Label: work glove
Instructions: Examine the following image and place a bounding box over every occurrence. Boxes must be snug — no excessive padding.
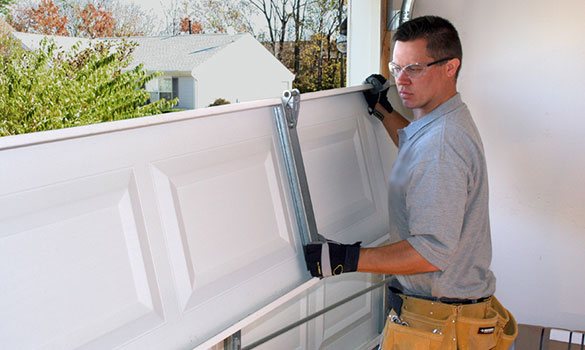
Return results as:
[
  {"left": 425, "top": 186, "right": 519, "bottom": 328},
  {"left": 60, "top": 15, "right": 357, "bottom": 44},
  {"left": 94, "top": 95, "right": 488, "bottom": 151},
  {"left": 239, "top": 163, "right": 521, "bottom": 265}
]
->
[
  {"left": 303, "top": 239, "right": 361, "bottom": 278},
  {"left": 362, "top": 74, "right": 393, "bottom": 121}
]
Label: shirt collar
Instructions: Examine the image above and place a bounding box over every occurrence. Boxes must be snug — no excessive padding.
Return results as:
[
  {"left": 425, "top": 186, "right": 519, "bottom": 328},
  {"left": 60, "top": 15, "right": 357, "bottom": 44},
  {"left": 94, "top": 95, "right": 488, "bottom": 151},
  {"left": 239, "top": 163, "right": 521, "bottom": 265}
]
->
[{"left": 401, "top": 93, "right": 463, "bottom": 142}]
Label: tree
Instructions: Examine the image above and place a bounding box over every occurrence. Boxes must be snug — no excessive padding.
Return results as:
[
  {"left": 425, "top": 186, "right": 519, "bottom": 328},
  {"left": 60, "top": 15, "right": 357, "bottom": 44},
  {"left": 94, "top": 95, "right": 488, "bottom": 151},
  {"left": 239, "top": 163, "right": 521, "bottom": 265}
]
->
[
  {"left": 301, "top": 0, "right": 340, "bottom": 88},
  {"left": 195, "top": 0, "right": 253, "bottom": 33},
  {"left": 10, "top": 0, "right": 70, "bottom": 36},
  {"left": 289, "top": 34, "right": 342, "bottom": 93},
  {"left": 291, "top": 0, "right": 308, "bottom": 73},
  {"left": 0, "top": 34, "right": 177, "bottom": 136},
  {"left": 169, "top": 0, "right": 255, "bottom": 35},
  {"left": 161, "top": 0, "right": 188, "bottom": 35},
  {"left": 0, "top": 0, "right": 15, "bottom": 16},
  {"left": 8, "top": 0, "right": 154, "bottom": 38},
  {"left": 179, "top": 17, "right": 203, "bottom": 34},
  {"left": 77, "top": 3, "right": 115, "bottom": 38},
  {"left": 100, "top": 0, "right": 156, "bottom": 37},
  {"left": 248, "top": 0, "right": 292, "bottom": 60},
  {"left": 262, "top": 0, "right": 345, "bottom": 92}
]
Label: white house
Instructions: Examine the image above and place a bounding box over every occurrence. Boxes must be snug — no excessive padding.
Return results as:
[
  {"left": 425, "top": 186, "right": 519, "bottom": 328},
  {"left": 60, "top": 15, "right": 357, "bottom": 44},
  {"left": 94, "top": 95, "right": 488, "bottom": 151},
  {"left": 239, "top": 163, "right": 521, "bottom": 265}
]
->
[
  {"left": 128, "top": 33, "right": 294, "bottom": 109},
  {"left": 10, "top": 31, "right": 295, "bottom": 110}
]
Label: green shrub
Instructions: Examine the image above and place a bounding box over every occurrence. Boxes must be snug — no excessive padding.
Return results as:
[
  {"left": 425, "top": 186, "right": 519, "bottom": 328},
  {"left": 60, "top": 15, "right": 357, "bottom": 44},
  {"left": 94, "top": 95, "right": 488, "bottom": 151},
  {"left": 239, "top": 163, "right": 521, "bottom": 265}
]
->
[{"left": 0, "top": 34, "right": 177, "bottom": 136}]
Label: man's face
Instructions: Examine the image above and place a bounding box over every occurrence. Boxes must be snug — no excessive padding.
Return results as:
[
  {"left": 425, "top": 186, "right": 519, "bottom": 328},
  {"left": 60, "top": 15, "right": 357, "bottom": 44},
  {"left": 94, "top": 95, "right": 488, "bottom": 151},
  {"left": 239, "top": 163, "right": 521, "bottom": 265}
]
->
[{"left": 392, "top": 38, "right": 455, "bottom": 118}]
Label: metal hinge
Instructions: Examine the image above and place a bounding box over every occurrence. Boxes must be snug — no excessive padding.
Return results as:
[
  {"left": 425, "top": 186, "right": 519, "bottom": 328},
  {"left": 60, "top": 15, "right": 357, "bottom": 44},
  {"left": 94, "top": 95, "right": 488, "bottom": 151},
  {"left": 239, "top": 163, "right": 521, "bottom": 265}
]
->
[{"left": 281, "top": 89, "right": 301, "bottom": 128}]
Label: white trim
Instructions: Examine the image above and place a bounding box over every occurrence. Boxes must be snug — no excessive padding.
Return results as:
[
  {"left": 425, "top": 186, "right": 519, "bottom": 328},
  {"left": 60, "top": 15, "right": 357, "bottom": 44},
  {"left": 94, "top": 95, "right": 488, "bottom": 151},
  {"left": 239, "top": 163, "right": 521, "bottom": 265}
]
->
[{"left": 0, "top": 97, "right": 277, "bottom": 150}]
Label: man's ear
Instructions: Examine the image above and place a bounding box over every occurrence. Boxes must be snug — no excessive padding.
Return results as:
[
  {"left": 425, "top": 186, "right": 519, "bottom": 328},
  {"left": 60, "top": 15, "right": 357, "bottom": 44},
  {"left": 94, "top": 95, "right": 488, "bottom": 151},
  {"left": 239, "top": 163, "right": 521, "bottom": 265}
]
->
[{"left": 446, "top": 58, "right": 460, "bottom": 78}]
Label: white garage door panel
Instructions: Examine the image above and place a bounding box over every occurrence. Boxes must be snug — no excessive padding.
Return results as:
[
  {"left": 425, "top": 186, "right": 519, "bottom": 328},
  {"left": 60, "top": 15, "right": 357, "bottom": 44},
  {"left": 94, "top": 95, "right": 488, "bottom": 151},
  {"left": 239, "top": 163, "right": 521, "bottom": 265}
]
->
[
  {"left": 299, "top": 118, "right": 375, "bottom": 237},
  {"left": 1, "top": 87, "right": 390, "bottom": 349},
  {"left": 0, "top": 170, "right": 163, "bottom": 349},
  {"left": 151, "top": 136, "right": 296, "bottom": 312},
  {"left": 0, "top": 101, "right": 309, "bottom": 349},
  {"left": 297, "top": 91, "right": 388, "bottom": 245}
]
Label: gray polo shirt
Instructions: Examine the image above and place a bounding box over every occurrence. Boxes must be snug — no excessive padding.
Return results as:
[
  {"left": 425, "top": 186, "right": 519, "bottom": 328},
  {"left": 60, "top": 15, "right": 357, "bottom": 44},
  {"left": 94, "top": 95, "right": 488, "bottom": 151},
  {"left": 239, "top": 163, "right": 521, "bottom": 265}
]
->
[{"left": 390, "top": 93, "right": 496, "bottom": 299}]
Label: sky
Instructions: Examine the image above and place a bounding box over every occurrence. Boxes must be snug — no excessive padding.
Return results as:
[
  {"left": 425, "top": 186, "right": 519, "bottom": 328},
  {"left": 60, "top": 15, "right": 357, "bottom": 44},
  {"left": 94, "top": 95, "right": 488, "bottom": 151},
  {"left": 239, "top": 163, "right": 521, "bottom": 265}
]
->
[
  {"left": 123, "top": 0, "right": 168, "bottom": 19},
  {"left": 119, "top": 0, "right": 267, "bottom": 35}
]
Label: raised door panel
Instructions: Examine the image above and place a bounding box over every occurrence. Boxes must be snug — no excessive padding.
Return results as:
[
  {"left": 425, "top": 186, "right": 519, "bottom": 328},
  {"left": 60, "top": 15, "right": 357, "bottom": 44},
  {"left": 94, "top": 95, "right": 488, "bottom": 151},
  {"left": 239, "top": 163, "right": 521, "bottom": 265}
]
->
[
  {"left": 151, "top": 136, "right": 294, "bottom": 311},
  {"left": 297, "top": 91, "right": 389, "bottom": 245},
  {"left": 0, "top": 103, "right": 309, "bottom": 349},
  {"left": 0, "top": 168, "right": 162, "bottom": 349},
  {"left": 145, "top": 107, "right": 308, "bottom": 348}
]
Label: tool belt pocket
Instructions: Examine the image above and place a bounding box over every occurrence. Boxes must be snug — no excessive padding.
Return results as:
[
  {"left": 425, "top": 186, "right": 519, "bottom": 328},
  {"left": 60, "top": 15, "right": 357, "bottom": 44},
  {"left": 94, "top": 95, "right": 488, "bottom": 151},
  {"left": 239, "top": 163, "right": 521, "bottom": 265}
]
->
[
  {"left": 380, "top": 310, "right": 448, "bottom": 350},
  {"left": 455, "top": 308, "right": 500, "bottom": 350},
  {"left": 456, "top": 297, "right": 519, "bottom": 350},
  {"left": 491, "top": 297, "right": 518, "bottom": 349}
]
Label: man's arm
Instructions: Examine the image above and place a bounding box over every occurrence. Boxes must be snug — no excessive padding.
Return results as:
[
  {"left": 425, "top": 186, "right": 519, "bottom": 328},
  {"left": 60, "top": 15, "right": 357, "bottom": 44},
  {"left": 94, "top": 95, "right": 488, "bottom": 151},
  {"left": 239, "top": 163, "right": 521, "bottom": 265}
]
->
[
  {"left": 357, "top": 240, "right": 440, "bottom": 275},
  {"left": 374, "top": 102, "right": 410, "bottom": 147},
  {"left": 304, "top": 238, "right": 440, "bottom": 278}
]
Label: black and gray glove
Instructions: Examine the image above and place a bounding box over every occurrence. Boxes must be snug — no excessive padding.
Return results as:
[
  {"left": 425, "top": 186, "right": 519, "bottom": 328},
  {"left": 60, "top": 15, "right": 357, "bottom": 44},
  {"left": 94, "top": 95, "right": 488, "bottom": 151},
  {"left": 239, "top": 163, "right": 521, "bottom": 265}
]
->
[
  {"left": 362, "top": 74, "right": 393, "bottom": 121},
  {"left": 303, "top": 239, "right": 361, "bottom": 278}
]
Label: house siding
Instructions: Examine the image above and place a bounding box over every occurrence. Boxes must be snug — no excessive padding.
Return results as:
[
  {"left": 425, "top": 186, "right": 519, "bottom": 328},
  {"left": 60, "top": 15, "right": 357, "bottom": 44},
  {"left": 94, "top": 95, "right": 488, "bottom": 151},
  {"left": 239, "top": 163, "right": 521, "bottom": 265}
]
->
[{"left": 193, "top": 34, "right": 294, "bottom": 108}]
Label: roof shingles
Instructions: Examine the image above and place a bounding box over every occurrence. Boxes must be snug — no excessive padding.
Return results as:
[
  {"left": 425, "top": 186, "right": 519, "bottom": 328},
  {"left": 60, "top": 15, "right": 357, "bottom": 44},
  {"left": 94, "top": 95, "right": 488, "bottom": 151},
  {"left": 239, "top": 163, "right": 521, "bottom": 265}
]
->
[
  {"left": 127, "top": 34, "right": 244, "bottom": 72},
  {"left": 11, "top": 32, "right": 245, "bottom": 73}
]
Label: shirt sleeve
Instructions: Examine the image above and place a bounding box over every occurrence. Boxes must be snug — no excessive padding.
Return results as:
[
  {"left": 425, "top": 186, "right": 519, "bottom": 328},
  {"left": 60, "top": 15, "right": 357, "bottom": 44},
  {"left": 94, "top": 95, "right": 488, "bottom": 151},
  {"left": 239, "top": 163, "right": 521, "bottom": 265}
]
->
[{"left": 405, "top": 158, "right": 468, "bottom": 271}]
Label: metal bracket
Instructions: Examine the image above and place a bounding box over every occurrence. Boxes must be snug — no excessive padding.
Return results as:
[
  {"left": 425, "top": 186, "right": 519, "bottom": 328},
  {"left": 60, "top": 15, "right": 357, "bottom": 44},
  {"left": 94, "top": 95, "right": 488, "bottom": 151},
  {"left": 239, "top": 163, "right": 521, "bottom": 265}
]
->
[
  {"left": 274, "top": 89, "right": 320, "bottom": 246},
  {"left": 281, "top": 89, "right": 301, "bottom": 128}
]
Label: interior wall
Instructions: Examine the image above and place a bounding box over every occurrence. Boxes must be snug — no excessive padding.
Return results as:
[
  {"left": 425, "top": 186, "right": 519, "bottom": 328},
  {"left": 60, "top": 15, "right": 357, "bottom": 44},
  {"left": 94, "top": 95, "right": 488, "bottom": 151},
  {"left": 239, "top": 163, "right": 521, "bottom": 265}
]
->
[{"left": 349, "top": 0, "right": 585, "bottom": 330}]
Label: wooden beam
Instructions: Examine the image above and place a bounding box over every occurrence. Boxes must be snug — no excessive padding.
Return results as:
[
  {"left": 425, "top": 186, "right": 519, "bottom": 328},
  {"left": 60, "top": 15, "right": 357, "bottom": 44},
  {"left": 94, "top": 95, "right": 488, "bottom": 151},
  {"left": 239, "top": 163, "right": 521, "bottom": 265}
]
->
[{"left": 380, "top": 0, "right": 392, "bottom": 78}]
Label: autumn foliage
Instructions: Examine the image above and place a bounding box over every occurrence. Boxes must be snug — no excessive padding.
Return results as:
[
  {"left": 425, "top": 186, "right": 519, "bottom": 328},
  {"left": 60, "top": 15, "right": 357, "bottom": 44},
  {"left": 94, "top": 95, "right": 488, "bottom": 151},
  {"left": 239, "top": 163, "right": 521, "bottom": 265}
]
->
[
  {"left": 11, "top": 0, "right": 69, "bottom": 36},
  {"left": 77, "top": 4, "right": 116, "bottom": 38},
  {"left": 7, "top": 0, "right": 142, "bottom": 38},
  {"left": 180, "top": 18, "right": 203, "bottom": 34}
]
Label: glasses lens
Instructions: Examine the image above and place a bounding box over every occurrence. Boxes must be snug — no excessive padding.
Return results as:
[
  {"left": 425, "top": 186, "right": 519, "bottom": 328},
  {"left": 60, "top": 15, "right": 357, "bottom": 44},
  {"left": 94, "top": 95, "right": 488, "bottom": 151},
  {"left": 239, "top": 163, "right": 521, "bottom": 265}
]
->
[
  {"left": 389, "top": 63, "right": 401, "bottom": 77},
  {"left": 389, "top": 62, "right": 426, "bottom": 78},
  {"left": 404, "top": 64, "right": 425, "bottom": 78}
]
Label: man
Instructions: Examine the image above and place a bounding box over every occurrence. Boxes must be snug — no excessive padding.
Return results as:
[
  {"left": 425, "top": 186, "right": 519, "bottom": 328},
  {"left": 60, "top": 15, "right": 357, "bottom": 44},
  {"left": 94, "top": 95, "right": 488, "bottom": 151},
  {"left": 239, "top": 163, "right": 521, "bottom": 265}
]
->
[{"left": 304, "top": 16, "right": 517, "bottom": 349}]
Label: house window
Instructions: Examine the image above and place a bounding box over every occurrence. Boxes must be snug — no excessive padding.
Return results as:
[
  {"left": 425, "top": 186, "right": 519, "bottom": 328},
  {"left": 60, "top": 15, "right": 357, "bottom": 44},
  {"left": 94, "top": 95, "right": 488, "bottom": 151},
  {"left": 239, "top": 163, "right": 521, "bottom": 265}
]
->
[{"left": 147, "top": 77, "right": 178, "bottom": 102}]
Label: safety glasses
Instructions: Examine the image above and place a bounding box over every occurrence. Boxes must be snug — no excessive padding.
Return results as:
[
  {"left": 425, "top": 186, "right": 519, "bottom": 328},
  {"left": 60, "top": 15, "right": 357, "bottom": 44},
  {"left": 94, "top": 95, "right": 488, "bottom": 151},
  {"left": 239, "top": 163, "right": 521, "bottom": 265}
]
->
[{"left": 389, "top": 57, "right": 454, "bottom": 79}]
